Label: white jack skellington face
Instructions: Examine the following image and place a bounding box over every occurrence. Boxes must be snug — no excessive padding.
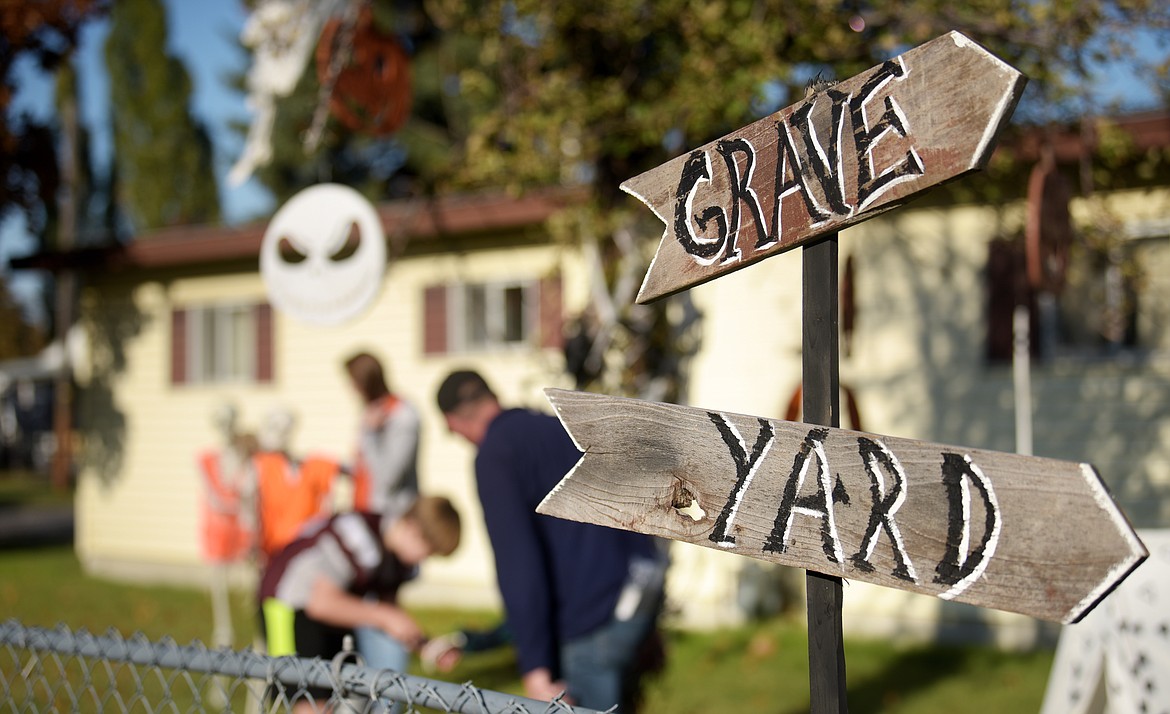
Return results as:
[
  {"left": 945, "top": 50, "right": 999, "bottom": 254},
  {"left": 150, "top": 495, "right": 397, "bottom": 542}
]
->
[{"left": 260, "top": 184, "right": 386, "bottom": 326}]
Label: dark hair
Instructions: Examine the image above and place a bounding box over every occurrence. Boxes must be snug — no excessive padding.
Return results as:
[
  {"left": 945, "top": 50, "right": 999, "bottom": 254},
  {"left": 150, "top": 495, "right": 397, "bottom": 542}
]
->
[
  {"left": 345, "top": 352, "right": 391, "bottom": 404},
  {"left": 436, "top": 370, "right": 496, "bottom": 414},
  {"left": 405, "top": 496, "right": 461, "bottom": 557}
]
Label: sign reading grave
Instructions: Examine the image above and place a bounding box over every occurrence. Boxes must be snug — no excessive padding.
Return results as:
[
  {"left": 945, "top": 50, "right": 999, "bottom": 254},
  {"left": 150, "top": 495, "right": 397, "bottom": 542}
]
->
[
  {"left": 536, "top": 389, "right": 1147, "bottom": 624},
  {"left": 625, "top": 31, "right": 1027, "bottom": 303}
]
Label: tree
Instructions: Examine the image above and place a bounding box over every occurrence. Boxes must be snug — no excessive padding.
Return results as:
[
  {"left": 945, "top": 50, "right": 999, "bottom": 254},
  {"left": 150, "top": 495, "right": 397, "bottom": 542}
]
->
[
  {"left": 104, "top": 0, "right": 219, "bottom": 232},
  {"left": 430, "top": 0, "right": 1169, "bottom": 198},
  {"left": 0, "top": 277, "right": 45, "bottom": 361},
  {"left": 0, "top": 1, "right": 108, "bottom": 248}
]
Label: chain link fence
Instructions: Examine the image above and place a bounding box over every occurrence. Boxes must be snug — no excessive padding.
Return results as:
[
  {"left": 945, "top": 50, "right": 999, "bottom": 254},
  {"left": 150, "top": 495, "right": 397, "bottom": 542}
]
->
[{"left": 0, "top": 619, "right": 603, "bottom": 714}]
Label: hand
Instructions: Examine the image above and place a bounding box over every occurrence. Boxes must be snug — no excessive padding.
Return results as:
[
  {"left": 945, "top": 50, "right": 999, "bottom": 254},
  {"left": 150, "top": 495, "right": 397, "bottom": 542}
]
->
[
  {"left": 420, "top": 632, "right": 465, "bottom": 673},
  {"left": 522, "top": 668, "right": 571, "bottom": 703},
  {"left": 376, "top": 605, "right": 425, "bottom": 651},
  {"left": 435, "top": 647, "right": 462, "bottom": 672}
]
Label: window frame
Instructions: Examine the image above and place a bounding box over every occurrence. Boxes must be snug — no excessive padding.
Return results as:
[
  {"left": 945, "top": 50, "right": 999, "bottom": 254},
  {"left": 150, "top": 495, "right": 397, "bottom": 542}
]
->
[
  {"left": 449, "top": 279, "right": 539, "bottom": 354},
  {"left": 171, "top": 301, "right": 272, "bottom": 386}
]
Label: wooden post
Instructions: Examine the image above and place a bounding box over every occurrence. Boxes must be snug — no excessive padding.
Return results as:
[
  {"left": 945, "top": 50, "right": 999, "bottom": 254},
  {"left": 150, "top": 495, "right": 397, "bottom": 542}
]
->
[{"left": 803, "top": 234, "right": 847, "bottom": 713}]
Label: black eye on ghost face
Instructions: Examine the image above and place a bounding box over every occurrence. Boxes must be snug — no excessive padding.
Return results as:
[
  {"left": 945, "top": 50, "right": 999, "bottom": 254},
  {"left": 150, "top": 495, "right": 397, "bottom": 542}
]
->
[
  {"left": 330, "top": 222, "right": 361, "bottom": 262},
  {"left": 278, "top": 236, "right": 307, "bottom": 264}
]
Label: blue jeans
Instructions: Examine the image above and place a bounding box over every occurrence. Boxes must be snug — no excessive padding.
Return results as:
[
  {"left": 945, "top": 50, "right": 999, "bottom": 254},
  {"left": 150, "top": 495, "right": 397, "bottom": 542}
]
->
[
  {"left": 355, "top": 626, "right": 409, "bottom": 713},
  {"left": 355, "top": 624, "right": 410, "bottom": 671},
  {"left": 560, "top": 607, "right": 660, "bottom": 712}
]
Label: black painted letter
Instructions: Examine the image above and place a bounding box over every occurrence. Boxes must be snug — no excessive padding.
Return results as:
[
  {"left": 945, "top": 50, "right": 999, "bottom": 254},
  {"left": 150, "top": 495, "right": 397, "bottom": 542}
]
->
[
  {"left": 850, "top": 437, "right": 917, "bottom": 582},
  {"left": 765, "top": 427, "right": 845, "bottom": 564},
  {"left": 934, "top": 452, "right": 1001, "bottom": 599},
  {"left": 714, "top": 138, "right": 771, "bottom": 255},
  {"left": 788, "top": 90, "right": 852, "bottom": 217},
  {"left": 774, "top": 119, "right": 831, "bottom": 232},
  {"left": 673, "top": 150, "right": 729, "bottom": 264},
  {"left": 850, "top": 59, "right": 924, "bottom": 211},
  {"left": 708, "top": 413, "right": 775, "bottom": 547}
]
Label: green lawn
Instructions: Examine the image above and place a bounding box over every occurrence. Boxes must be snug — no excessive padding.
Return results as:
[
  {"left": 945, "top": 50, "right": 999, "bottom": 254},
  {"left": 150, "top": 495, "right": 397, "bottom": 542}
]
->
[{"left": 0, "top": 544, "right": 1056, "bottom": 712}]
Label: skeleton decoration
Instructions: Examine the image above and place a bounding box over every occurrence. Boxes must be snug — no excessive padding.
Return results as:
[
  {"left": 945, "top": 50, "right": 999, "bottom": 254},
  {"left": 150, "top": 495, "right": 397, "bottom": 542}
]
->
[
  {"left": 229, "top": 0, "right": 347, "bottom": 186},
  {"left": 1041, "top": 529, "right": 1169, "bottom": 714},
  {"left": 260, "top": 184, "right": 386, "bottom": 326}
]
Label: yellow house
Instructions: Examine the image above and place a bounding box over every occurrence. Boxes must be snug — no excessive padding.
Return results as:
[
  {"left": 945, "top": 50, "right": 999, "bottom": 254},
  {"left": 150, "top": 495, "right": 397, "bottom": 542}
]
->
[
  {"left": 16, "top": 112, "right": 1170, "bottom": 645},
  {"left": 39, "top": 189, "right": 586, "bottom": 617}
]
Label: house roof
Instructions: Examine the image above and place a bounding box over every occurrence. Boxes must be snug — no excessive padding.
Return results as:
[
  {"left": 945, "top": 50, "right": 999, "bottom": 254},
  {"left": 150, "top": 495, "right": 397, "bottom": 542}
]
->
[
  {"left": 11, "top": 187, "right": 584, "bottom": 273},
  {"left": 1009, "top": 110, "right": 1170, "bottom": 163}
]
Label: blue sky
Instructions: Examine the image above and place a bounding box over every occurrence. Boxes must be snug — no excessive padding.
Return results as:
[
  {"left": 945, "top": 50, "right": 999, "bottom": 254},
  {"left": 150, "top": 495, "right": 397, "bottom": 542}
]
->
[
  {"left": 2, "top": 0, "right": 273, "bottom": 320},
  {"left": 9, "top": 0, "right": 274, "bottom": 224}
]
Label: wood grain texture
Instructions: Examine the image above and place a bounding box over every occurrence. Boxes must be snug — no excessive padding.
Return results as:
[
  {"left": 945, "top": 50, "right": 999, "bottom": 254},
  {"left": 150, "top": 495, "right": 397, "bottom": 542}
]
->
[
  {"left": 537, "top": 389, "right": 1147, "bottom": 623},
  {"left": 624, "top": 31, "right": 1027, "bottom": 303}
]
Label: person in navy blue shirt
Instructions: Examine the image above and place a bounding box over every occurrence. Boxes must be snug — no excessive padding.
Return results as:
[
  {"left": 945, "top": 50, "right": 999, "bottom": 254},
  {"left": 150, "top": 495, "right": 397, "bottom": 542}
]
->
[{"left": 437, "top": 369, "right": 666, "bottom": 712}]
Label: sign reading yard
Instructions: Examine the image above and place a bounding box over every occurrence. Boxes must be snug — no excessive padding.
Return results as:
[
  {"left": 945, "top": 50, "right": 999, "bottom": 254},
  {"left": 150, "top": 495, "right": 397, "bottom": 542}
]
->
[
  {"left": 625, "top": 31, "right": 1027, "bottom": 303},
  {"left": 536, "top": 389, "right": 1147, "bottom": 624}
]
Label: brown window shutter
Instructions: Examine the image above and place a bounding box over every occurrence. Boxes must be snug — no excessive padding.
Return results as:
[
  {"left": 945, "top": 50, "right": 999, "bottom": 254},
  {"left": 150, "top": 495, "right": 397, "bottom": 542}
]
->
[
  {"left": 539, "top": 275, "right": 563, "bottom": 349},
  {"left": 255, "top": 302, "right": 274, "bottom": 383},
  {"left": 423, "top": 285, "right": 448, "bottom": 355},
  {"left": 171, "top": 308, "right": 187, "bottom": 384},
  {"left": 986, "top": 238, "right": 1016, "bottom": 362},
  {"left": 985, "top": 237, "right": 1037, "bottom": 362}
]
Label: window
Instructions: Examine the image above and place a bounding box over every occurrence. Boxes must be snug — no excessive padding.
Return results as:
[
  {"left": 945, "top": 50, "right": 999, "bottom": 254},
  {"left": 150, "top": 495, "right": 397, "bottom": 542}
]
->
[
  {"left": 457, "top": 282, "right": 532, "bottom": 351},
  {"left": 985, "top": 227, "right": 1160, "bottom": 362},
  {"left": 172, "top": 303, "right": 273, "bottom": 385},
  {"left": 423, "top": 276, "right": 562, "bottom": 355}
]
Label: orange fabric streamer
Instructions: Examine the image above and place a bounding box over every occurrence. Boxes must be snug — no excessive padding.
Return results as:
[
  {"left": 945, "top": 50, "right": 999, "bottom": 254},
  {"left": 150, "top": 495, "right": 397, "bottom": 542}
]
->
[{"left": 197, "top": 450, "right": 252, "bottom": 563}]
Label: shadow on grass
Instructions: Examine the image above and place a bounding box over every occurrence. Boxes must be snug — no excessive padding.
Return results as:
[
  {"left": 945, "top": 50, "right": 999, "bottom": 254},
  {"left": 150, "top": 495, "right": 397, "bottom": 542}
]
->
[
  {"left": 774, "top": 643, "right": 976, "bottom": 714},
  {"left": 0, "top": 470, "right": 75, "bottom": 549},
  {"left": 0, "top": 504, "right": 74, "bottom": 549},
  {"left": 848, "top": 646, "right": 972, "bottom": 714}
]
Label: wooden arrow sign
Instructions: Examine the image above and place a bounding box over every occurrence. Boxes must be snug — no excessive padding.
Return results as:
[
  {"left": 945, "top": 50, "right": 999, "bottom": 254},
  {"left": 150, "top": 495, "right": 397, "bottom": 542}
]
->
[
  {"left": 625, "top": 31, "right": 1027, "bottom": 303},
  {"left": 536, "top": 389, "right": 1147, "bottom": 624}
]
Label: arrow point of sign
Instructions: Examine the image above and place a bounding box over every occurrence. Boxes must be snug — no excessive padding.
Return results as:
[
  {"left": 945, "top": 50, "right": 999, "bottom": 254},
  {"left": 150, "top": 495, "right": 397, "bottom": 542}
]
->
[
  {"left": 943, "top": 31, "right": 1029, "bottom": 172},
  {"left": 1062, "top": 462, "right": 1148, "bottom": 624}
]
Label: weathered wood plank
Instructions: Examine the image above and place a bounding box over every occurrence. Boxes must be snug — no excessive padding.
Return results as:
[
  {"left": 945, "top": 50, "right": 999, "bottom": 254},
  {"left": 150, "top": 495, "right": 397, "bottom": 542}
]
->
[
  {"left": 624, "top": 31, "right": 1027, "bottom": 303},
  {"left": 536, "top": 389, "right": 1147, "bottom": 623}
]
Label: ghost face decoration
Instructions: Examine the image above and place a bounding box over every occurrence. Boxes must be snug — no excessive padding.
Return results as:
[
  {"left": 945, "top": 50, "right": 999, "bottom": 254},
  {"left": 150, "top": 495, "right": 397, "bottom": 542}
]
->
[{"left": 260, "top": 184, "right": 386, "bottom": 326}]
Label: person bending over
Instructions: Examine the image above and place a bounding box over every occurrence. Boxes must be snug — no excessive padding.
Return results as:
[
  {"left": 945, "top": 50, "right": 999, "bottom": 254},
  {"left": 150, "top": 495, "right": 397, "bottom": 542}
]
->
[{"left": 259, "top": 497, "right": 460, "bottom": 711}]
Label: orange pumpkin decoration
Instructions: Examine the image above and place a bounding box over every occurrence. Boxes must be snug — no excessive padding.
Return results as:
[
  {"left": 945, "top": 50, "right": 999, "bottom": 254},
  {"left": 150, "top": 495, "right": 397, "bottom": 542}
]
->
[{"left": 316, "top": 6, "right": 412, "bottom": 136}]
